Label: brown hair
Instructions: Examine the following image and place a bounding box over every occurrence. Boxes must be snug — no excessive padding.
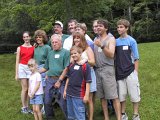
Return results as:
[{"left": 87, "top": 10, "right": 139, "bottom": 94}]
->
[
  {"left": 117, "top": 19, "right": 130, "bottom": 28},
  {"left": 72, "top": 32, "right": 88, "bottom": 51},
  {"left": 34, "top": 29, "right": 48, "bottom": 45},
  {"left": 97, "top": 19, "right": 109, "bottom": 33}
]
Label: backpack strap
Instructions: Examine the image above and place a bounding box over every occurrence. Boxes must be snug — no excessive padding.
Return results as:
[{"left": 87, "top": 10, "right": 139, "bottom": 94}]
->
[{"left": 82, "top": 63, "right": 86, "bottom": 80}]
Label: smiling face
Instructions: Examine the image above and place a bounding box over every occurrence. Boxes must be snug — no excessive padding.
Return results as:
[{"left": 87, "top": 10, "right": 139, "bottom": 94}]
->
[
  {"left": 70, "top": 49, "right": 81, "bottom": 62},
  {"left": 73, "top": 36, "right": 81, "bottom": 46},
  {"left": 51, "top": 34, "right": 62, "bottom": 51},
  {"left": 97, "top": 23, "right": 107, "bottom": 35},
  {"left": 53, "top": 24, "right": 63, "bottom": 34},
  {"left": 23, "top": 33, "right": 31, "bottom": 43},
  {"left": 68, "top": 22, "right": 76, "bottom": 34},
  {"left": 35, "top": 35, "right": 44, "bottom": 45},
  {"left": 93, "top": 21, "right": 98, "bottom": 34}
]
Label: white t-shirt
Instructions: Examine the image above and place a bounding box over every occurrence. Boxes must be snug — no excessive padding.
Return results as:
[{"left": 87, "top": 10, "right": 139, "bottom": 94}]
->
[
  {"left": 63, "top": 35, "right": 73, "bottom": 51},
  {"left": 29, "top": 72, "right": 44, "bottom": 95}
]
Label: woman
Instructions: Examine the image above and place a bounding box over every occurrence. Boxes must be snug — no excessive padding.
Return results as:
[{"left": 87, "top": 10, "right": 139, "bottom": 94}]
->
[{"left": 15, "top": 31, "right": 34, "bottom": 114}]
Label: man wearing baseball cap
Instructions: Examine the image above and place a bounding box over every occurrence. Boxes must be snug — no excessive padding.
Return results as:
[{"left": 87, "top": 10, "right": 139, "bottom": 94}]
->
[{"left": 48, "top": 21, "right": 69, "bottom": 48}]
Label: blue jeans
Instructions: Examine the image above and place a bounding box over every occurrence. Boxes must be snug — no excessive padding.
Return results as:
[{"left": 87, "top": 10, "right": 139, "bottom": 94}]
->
[
  {"left": 67, "top": 95, "right": 86, "bottom": 120},
  {"left": 44, "top": 77, "right": 67, "bottom": 119}
]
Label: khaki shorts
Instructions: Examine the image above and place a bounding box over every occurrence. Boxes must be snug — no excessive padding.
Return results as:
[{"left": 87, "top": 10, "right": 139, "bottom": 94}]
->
[
  {"left": 117, "top": 70, "right": 141, "bottom": 102},
  {"left": 18, "top": 63, "right": 31, "bottom": 79},
  {"left": 95, "top": 65, "right": 118, "bottom": 99}
]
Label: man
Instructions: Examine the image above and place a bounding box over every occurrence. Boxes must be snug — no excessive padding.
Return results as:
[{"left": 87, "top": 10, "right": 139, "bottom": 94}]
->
[
  {"left": 63, "top": 19, "right": 78, "bottom": 50},
  {"left": 48, "top": 21, "right": 69, "bottom": 47},
  {"left": 40, "top": 34, "right": 70, "bottom": 120},
  {"left": 94, "top": 19, "right": 121, "bottom": 120}
]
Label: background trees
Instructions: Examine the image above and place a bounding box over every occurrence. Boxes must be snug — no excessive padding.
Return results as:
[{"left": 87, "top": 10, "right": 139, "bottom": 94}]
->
[{"left": 0, "top": 0, "right": 159, "bottom": 53}]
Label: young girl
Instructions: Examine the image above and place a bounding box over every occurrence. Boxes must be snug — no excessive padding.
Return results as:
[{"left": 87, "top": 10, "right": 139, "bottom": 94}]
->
[
  {"left": 28, "top": 59, "right": 44, "bottom": 120},
  {"left": 15, "top": 31, "right": 34, "bottom": 113}
]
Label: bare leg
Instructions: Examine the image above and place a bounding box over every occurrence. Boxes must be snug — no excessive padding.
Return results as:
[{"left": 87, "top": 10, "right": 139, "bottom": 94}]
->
[
  {"left": 113, "top": 98, "right": 121, "bottom": 120},
  {"left": 35, "top": 105, "right": 43, "bottom": 120},
  {"left": 121, "top": 101, "right": 126, "bottom": 113},
  {"left": 101, "top": 98, "right": 109, "bottom": 120},
  {"left": 33, "top": 105, "right": 38, "bottom": 120},
  {"left": 89, "top": 93, "right": 95, "bottom": 120},
  {"left": 21, "top": 78, "right": 29, "bottom": 108},
  {"left": 133, "top": 102, "right": 139, "bottom": 114}
]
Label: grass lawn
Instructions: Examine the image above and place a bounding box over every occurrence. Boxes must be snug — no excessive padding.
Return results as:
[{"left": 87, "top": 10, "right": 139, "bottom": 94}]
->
[{"left": 0, "top": 42, "right": 160, "bottom": 120}]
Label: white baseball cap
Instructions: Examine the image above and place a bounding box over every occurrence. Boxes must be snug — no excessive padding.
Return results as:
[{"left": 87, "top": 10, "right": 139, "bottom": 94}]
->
[{"left": 54, "top": 21, "right": 63, "bottom": 28}]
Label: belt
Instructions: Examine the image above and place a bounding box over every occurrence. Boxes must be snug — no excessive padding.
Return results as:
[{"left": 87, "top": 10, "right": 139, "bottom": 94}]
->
[{"left": 50, "top": 76, "right": 59, "bottom": 80}]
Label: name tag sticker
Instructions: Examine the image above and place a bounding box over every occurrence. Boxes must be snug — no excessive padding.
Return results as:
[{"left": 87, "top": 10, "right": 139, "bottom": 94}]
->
[
  {"left": 98, "top": 47, "right": 102, "bottom": 52},
  {"left": 55, "top": 54, "right": 60, "bottom": 58},
  {"left": 74, "top": 65, "right": 80, "bottom": 70},
  {"left": 123, "top": 46, "right": 128, "bottom": 50}
]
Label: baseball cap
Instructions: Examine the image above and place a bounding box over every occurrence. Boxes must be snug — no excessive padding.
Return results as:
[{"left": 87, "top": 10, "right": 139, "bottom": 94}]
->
[{"left": 53, "top": 21, "right": 63, "bottom": 28}]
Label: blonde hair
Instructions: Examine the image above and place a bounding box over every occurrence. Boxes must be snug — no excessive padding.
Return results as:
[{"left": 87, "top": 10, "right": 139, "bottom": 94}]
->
[
  {"left": 76, "top": 23, "right": 87, "bottom": 33},
  {"left": 34, "top": 29, "right": 48, "bottom": 44},
  {"left": 70, "top": 45, "right": 83, "bottom": 54},
  {"left": 27, "top": 59, "right": 38, "bottom": 68}
]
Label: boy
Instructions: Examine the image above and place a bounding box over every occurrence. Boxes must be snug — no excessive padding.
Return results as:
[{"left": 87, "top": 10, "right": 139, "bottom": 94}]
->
[
  {"left": 63, "top": 46, "right": 91, "bottom": 120},
  {"left": 115, "top": 19, "right": 140, "bottom": 120}
]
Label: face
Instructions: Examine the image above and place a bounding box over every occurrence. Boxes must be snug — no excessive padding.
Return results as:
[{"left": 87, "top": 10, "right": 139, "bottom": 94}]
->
[
  {"left": 28, "top": 64, "right": 36, "bottom": 73},
  {"left": 68, "top": 22, "right": 76, "bottom": 34},
  {"left": 35, "top": 35, "right": 44, "bottom": 45},
  {"left": 75, "top": 27, "right": 85, "bottom": 35},
  {"left": 53, "top": 24, "right": 62, "bottom": 34},
  {"left": 93, "top": 22, "right": 98, "bottom": 34},
  {"left": 117, "top": 24, "right": 128, "bottom": 35},
  {"left": 70, "top": 49, "right": 81, "bottom": 62},
  {"left": 51, "top": 36, "right": 62, "bottom": 50},
  {"left": 73, "top": 36, "right": 81, "bottom": 46},
  {"left": 23, "top": 33, "right": 31, "bottom": 43},
  {"left": 97, "top": 23, "right": 107, "bottom": 35}
]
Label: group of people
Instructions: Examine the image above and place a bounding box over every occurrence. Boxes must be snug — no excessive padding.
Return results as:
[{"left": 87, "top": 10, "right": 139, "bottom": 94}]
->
[{"left": 15, "top": 18, "right": 141, "bottom": 120}]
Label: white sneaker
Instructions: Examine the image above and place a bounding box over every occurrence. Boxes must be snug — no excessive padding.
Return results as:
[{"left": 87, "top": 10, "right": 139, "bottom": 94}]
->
[
  {"left": 41, "top": 106, "right": 45, "bottom": 115},
  {"left": 122, "top": 113, "right": 128, "bottom": 120},
  {"left": 132, "top": 114, "right": 140, "bottom": 120}
]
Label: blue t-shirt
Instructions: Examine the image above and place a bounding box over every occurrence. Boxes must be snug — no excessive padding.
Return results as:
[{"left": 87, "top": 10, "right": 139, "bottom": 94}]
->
[
  {"left": 66, "top": 63, "right": 91, "bottom": 98},
  {"left": 115, "top": 35, "right": 139, "bottom": 80}
]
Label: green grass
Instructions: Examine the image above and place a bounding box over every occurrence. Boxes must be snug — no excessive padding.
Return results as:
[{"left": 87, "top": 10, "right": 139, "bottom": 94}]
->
[{"left": 0, "top": 42, "right": 160, "bottom": 120}]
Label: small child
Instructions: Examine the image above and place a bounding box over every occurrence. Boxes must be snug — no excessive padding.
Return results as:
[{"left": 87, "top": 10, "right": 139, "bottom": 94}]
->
[
  {"left": 63, "top": 46, "right": 92, "bottom": 120},
  {"left": 115, "top": 19, "right": 140, "bottom": 120},
  {"left": 28, "top": 59, "right": 44, "bottom": 120}
]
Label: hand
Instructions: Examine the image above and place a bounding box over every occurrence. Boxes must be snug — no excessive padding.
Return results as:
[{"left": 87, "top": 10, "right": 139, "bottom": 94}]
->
[
  {"left": 83, "top": 95, "right": 89, "bottom": 104},
  {"left": 63, "top": 90, "right": 67, "bottom": 99},
  {"left": 94, "top": 38, "right": 101, "bottom": 47},
  {"left": 54, "top": 81, "right": 61, "bottom": 88},
  {"left": 28, "top": 93, "right": 34, "bottom": 99},
  {"left": 77, "top": 59, "right": 87, "bottom": 65}
]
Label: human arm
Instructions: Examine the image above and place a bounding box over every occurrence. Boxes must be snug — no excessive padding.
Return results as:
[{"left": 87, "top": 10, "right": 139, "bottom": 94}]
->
[
  {"left": 38, "top": 67, "right": 47, "bottom": 74},
  {"left": 83, "top": 83, "right": 90, "bottom": 103},
  {"left": 54, "top": 67, "right": 68, "bottom": 88},
  {"left": 29, "top": 81, "right": 41, "bottom": 99},
  {"left": 63, "top": 78, "right": 69, "bottom": 99},
  {"left": 86, "top": 47, "right": 95, "bottom": 67},
  {"left": 102, "top": 37, "right": 116, "bottom": 58},
  {"left": 15, "top": 47, "right": 20, "bottom": 80},
  {"left": 134, "top": 60, "right": 139, "bottom": 75}
]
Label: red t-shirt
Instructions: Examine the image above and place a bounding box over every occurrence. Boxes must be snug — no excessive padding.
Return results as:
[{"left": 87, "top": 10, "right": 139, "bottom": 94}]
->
[{"left": 20, "top": 46, "right": 34, "bottom": 65}]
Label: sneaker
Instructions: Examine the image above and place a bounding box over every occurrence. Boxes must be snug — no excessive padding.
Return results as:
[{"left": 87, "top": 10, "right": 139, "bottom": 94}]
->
[
  {"left": 132, "top": 114, "right": 140, "bottom": 120},
  {"left": 122, "top": 113, "right": 128, "bottom": 120},
  {"left": 41, "top": 106, "right": 45, "bottom": 115},
  {"left": 26, "top": 107, "right": 33, "bottom": 114},
  {"left": 21, "top": 107, "right": 28, "bottom": 114}
]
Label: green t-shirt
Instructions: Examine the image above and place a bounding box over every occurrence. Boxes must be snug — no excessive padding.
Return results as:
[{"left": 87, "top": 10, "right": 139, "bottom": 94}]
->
[
  {"left": 48, "top": 34, "right": 69, "bottom": 48},
  {"left": 44, "top": 48, "right": 70, "bottom": 76},
  {"left": 34, "top": 44, "right": 51, "bottom": 65}
]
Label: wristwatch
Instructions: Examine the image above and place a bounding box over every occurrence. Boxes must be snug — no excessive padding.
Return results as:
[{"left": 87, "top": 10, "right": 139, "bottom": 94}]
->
[{"left": 101, "top": 45, "right": 105, "bottom": 49}]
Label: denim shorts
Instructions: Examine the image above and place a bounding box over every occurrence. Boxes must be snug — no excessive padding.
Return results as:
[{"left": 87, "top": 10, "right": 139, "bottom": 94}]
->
[
  {"left": 30, "top": 94, "right": 43, "bottom": 105},
  {"left": 90, "top": 67, "right": 97, "bottom": 92},
  {"left": 67, "top": 95, "right": 86, "bottom": 120},
  {"left": 38, "top": 64, "right": 46, "bottom": 87},
  {"left": 18, "top": 64, "right": 31, "bottom": 79}
]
